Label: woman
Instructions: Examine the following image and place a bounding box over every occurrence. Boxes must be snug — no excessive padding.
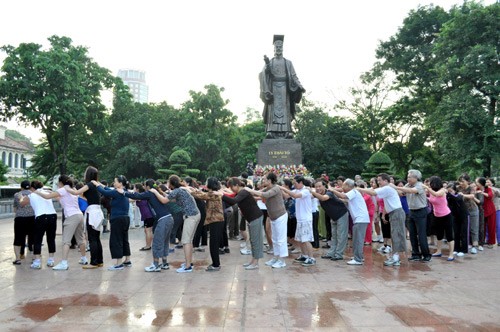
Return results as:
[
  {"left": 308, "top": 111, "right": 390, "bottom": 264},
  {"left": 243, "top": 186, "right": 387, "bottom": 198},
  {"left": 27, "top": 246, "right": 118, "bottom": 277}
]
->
[
  {"left": 151, "top": 175, "right": 200, "bottom": 273},
  {"left": 476, "top": 177, "right": 496, "bottom": 247},
  {"left": 447, "top": 182, "right": 468, "bottom": 256},
  {"left": 370, "top": 177, "right": 383, "bottom": 243},
  {"left": 32, "top": 175, "right": 87, "bottom": 270},
  {"left": 93, "top": 176, "right": 131, "bottom": 270},
  {"left": 20, "top": 181, "right": 58, "bottom": 269},
  {"left": 486, "top": 179, "right": 500, "bottom": 246},
  {"left": 125, "top": 179, "right": 174, "bottom": 272},
  {"left": 221, "top": 177, "right": 264, "bottom": 270},
  {"left": 358, "top": 181, "right": 375, "bottom": 245},
  {"left": 12, "top": 180, "right": 35, "bottom": 265},
  {"left": 424, "top": 176, "right": 455, "bottom": 261},
  {"left": 65, "top": 166, "right": 104, "bottom": 269},
  {"left": 134, "top": 183, "right": 154, "bottom": 251},
  {"left": 457, "top": 174, "right": 480, "bottom": 254},
  {"left": 188, "top": 177, "right": 225, "bottom": 272}
]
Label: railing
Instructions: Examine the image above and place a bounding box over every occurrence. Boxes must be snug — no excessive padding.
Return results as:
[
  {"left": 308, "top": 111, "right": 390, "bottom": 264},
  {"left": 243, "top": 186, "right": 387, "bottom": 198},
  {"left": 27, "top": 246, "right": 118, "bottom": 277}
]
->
[{"left": 0, "top": 200, "right": 62, "bottom": 219}]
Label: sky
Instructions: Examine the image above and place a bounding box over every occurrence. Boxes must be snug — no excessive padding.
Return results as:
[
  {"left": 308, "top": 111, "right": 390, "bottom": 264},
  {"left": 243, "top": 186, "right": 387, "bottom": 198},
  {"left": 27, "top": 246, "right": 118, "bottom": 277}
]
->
[{"left": 1, "top": 0, "right": 494, "bottom": 143}]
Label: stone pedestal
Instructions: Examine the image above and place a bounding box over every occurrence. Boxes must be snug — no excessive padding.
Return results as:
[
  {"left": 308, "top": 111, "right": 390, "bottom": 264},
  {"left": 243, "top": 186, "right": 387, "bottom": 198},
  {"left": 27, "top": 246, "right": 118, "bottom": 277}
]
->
[{"left": 257, "top": 139, "right": 303, "bottom": 166}]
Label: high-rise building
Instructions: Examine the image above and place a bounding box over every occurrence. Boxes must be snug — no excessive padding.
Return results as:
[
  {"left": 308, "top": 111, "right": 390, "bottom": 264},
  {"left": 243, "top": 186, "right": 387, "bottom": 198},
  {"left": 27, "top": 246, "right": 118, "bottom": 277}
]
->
[{"left": 117, "top": 69, "right": 149, "bottom": 103}]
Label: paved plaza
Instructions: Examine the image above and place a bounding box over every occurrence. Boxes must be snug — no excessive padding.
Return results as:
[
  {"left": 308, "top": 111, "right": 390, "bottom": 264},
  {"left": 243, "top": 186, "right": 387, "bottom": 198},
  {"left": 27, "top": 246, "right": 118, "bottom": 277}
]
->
[{"left": 0, "top": 216, "right": 499, "bottom": 331}]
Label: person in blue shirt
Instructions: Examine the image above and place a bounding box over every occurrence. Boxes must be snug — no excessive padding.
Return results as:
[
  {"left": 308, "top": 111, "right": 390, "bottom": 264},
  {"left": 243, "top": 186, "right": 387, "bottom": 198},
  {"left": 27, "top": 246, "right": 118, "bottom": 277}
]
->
[{"left": 92, "top": 176, "right": 131, "bottom": 271}]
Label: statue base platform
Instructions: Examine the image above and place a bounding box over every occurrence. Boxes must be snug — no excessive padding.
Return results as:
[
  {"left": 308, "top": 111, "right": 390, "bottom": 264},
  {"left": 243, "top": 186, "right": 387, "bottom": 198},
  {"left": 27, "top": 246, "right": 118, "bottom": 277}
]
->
[{"left": 257, "top": 139, "right": 303, "bottom": 166}]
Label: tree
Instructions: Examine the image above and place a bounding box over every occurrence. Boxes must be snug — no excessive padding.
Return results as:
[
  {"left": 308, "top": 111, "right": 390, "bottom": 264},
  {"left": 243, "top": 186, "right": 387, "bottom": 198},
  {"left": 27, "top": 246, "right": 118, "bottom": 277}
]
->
[
  {"left": 295, "top": 100, "right": 370, "bottom": 178},
  {"left": 362, "top": 151, "right": 393, "bottom": 179},
  {"left": 157, "top": 149, "right": 200, "bottom": 179},
  {"left": 0, "top": 35, "right": 117, "bottom": 175}
]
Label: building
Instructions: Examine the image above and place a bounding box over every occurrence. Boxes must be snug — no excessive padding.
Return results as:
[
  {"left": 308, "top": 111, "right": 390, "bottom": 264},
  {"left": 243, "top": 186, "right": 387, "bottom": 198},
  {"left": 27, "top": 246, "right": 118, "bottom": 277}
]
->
[
  {"left": 0, "top": 126, "right": 33, "bottom": 178},
  {"left": 117, "top": 69, "right": 149, "bottom": 103}
]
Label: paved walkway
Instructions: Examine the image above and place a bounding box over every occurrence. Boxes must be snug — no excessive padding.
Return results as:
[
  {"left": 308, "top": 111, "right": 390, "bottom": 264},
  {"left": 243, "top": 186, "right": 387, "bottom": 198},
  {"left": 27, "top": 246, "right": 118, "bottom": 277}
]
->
[{"left": 0, "top": 216, "right": 499, "bottom": 331}]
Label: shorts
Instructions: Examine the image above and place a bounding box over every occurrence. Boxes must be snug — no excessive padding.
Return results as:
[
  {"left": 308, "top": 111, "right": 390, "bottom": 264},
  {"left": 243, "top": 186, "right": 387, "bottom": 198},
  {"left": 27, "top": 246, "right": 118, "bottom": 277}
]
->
[
  {"left": 295, "top": 220, "right": 313, "bottom": 243},
  {"left": 62, "top": 213, "right": 84, "bottom": 246},
  {"left": 144, "top": 217, "right": 155, "bottom": 228},
  {"left": 181, "top": 213, "right": 201, "bottom": 244}
]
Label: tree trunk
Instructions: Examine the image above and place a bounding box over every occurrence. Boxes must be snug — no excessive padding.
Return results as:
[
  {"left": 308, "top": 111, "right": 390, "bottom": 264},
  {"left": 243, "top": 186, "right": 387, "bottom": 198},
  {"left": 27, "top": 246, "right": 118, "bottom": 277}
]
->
[{"left": 59, "top": 123, "right": 69, "bottom": 175}]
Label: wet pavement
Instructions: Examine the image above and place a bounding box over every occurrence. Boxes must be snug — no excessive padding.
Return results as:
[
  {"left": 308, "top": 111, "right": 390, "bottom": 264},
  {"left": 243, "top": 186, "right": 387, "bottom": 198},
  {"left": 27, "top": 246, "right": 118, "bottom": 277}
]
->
[{"left": 1, "top": 217, "right": 499, "bottom": 331}]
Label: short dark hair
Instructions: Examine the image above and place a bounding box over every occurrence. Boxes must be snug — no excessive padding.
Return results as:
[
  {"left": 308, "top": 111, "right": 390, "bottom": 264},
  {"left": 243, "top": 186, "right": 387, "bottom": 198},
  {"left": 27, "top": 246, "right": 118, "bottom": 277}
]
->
[
  {"left": 168, "top": 175, "right": 182, "bottom": 189},
  {"left": 377, "top": 173, "right": 391, "bottom": 182},
  {"left": 303, "top": 178, "right": 311, "bottom": 187},
  {"left": 429, "top": 176, "right": 443, "bottom": 192},
  {"left": 135, "top": 183, "right": 145, "bottom": 193},
  {"left": 206, "top": 177, "right": 221, "bottom": 191},
  {"left": 241, "top": 172, "right": 248, "bottom": 179},
  {"left": 266, "top": 172, "right": 277, "bottom": 184},
  {"left": 31, "top": 180, "right": 43, "bottom": 190},
  {"left": 58, "top": 175, "right": 74, "bottom": 187},
  {"left": 294, "top": 175, "right": 305, "bottom": 184},
  {"left": 283, "top": 179, "right": 293, "bottom": 189},
  {"left": 476, "top": 177, "right": 487, "bottom": 188},
  {"left": 227, "top": 177, "right": 242, "bottom": 187}
]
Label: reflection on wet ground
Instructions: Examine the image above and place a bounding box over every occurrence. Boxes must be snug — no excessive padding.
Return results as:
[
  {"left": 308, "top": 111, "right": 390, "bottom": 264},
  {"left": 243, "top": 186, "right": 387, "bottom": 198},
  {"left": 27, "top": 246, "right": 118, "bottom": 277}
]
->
[{"left": 1, "top": 217, "right": 499, "bottom": 330}]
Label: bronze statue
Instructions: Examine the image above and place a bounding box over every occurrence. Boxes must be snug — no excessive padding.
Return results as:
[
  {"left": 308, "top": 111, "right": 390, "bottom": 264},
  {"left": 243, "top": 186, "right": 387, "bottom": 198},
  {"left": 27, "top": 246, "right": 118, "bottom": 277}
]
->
[{"left": 259, "top": 35, "right": 305, "bottom": 139}]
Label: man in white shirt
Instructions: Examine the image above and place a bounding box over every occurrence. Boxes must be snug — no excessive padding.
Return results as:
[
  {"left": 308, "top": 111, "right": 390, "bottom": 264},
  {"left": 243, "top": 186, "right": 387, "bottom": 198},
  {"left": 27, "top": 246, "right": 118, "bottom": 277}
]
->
[
  {"left": 330, "top": 179, "right": 370, "bottom": 265},
  {"left": 358, "top": 173, "right": 407, "bottom": 266},
  {"left": 280, "top": 176, "right": 315, "bottom": 266}
]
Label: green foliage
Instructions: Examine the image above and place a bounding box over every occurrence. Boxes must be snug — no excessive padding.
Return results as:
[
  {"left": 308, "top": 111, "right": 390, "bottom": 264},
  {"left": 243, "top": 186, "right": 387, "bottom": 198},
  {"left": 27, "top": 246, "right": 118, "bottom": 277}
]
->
[
  {"left": 169, "top": 150, "right": 191, "bottom": 164},
  {"left": 0, "top": 162, "right": 8, "bottom": 182},
  {"left": 362, "top": 151, "right": 392, "bottom": 179},
  {"left": 295, "top": 100, "right": 370, "bottom": 178},
  {"left": 0, "top": 35, "right": 117, "bottom": 176},
  {"left": 5, "top": 129, "right": 31, "bottom": 143},
  {"left": 158, "top": 149, "right": 200, "bottom": 179}
]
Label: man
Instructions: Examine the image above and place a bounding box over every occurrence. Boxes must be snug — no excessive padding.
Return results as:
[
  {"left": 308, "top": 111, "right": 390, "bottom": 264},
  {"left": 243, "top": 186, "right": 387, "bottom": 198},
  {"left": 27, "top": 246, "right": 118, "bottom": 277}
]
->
[
  {"left": 245, "top": 172, "right": 288, "bottom": 268},
  {"left": 329, "top": 179, "right": 370, "bottom": 265},
  {"left": 309, "top": 179, "right": 349, "bottom": 261},
  {"left": 358, "top": 173, "right": 407, "bottom": 266},
  {"left": 389, "top": 170, "right": 431, "bottom": 262},
  {"left": 280, "top": 175, "right": 315, "bottom": 266},
  {"left": 259, "top": 35, "right": 305, "bottom": 139}
]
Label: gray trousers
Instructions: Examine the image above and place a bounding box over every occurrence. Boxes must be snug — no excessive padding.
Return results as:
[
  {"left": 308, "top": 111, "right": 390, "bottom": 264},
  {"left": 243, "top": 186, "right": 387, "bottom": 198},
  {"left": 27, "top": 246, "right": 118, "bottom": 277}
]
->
[
  {"left": 152, "top": 214, "right": 174, "bottom": 259},
  {"left": 469, "top": 208, "right": 479, "bottom": 244},
  {"left": 389, "top": 208, "right": 407, "bottom": 253},
  {"left": 353, "top": 223, "right": 368, "bottom": 262},
  {"left": 327, "top": 212, "right": 349, "bottom": 259},
  {"left": 248, "top": 216, "right": 264, "bottom": 259}
]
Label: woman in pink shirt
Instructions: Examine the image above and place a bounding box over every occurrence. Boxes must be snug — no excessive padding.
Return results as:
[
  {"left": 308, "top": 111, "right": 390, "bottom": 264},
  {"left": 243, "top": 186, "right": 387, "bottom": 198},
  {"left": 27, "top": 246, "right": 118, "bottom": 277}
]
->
[
  {"left": 424, "top": 176, "right": 455, "bottom": 261},
  {"left": 358, "top": 182, "right": 375, "bottom": 244}
]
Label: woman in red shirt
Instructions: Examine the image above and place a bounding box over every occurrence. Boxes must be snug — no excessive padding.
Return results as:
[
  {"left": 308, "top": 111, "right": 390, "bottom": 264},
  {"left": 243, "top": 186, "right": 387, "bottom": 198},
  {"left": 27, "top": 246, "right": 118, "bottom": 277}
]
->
[{"left": 476, "top": 177, "right": 496, "bottom": 247}]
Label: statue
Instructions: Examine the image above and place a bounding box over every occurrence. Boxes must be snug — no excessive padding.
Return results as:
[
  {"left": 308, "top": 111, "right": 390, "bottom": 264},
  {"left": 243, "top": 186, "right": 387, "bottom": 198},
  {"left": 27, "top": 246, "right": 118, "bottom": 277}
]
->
[{"left": 259, "top": 35, "right": 305, "bottom": 139}]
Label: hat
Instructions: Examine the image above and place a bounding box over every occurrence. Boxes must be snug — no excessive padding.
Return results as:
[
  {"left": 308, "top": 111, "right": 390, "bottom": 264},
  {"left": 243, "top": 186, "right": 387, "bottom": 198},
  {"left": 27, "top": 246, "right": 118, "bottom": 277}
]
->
[{"left": 273, "top": 35, "right": 284, "bottom": 44}]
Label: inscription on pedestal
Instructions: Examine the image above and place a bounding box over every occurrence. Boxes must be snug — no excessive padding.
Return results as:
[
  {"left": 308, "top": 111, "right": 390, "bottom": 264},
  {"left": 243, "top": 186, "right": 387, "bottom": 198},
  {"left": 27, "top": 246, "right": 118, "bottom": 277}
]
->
[{"left": 257, "top": 139, "right": 303, "bottom": 166}]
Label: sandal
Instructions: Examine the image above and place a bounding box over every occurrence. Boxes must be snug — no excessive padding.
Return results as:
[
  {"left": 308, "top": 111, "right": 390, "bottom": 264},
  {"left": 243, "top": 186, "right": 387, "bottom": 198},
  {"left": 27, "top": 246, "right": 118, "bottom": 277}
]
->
[
  {"left": 139, "top": 247, "right": 151, "bottom": 251},
  {"left": 12, "top": 260, "right": 21, "bottom": 265}
]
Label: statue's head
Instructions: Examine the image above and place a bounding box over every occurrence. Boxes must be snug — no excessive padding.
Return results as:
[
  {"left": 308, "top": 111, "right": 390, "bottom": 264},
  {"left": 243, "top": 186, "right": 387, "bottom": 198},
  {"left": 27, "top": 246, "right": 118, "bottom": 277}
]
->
[{"left": 273, "top": 35, "right": 284, "bottom": 57}]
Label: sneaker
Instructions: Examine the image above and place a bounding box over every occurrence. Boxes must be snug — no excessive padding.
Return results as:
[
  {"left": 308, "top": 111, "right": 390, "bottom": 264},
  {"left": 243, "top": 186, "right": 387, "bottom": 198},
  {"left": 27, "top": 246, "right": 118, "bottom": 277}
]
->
[
  {"left": 384, "top": 259, "right": 400, "bottom": 266},
  {"left": 321, "top": 244, "right": 331, "bottom": 249},
  {"left": 408, "top": 255, "right": 422, "bottom": 261},
  {"left": 176, "top": 266, "right": 193, "bottom": 273},
  {"left": 224, "top": 247, "right": 230, "bottom": 254},
  {"left": 144, "top": 263, "right": 161, "bottom": 272},
  {"left": 79, "top": 257, "right": 89, "bottom": 265},
  {"left": 219, "top": 249, "right": 226, "bottom": 255},
  {"left": 161, "top": 263, "right": 170, "bottom": 270},
  {"left": 453, "top": 251, "right": 458, "bottom": 255},
  {"left": 265, "top": 258, "right": 278, "bottom": 266},
  {"left": 471, "top": 247, "right": 478, "bottom": 254},
  {"left": 421, "top": 256, "right": 432, "bottom": 262},
  {"left": 331, "top": 257, "right": 344, "bottom": 261},
  {"left": 82, "top": 264, "right": 100, "bottom": 269},
  {"left": 46, "top": 259, "right": 55, "bottom": 267},
  {"left": 272, "top": 260, "right": 287, "bottom": 269},
  {"left": 240, "top": 248, "right": 252, "bottom": 255},
  {"left": 169, "top": 248, "right": 175, "bottom": 253},
  {"left": 457, "top": 252, "right": 465, "bottom": 257},
  {"left": 194, "top": 247, "right": 205, "bottom": 252},
  {"left": 30, "top": 261, "right": 41, "bottom": 269},
  {"left": 291, "top": 248, "right": 301, "bottom": 254},
  {"left": 180, "top": 262, "right": 193, "bottom": 269},
  {"left": 383, "top": 246, "right": 392, "bottom": 254},
  {"left": 377, "top": 245, "right": 386, "bottom": 252},
  {"left": 244, "top": 264, "right": 259, "bottom": 270},
  {"left": 108, "top": 264, "right": 124, "bottom": 271},
  {"left": 379, "top": 236, "right": 384, "bottom": 243},
  {"left": 266, "top": 247, "right": 274, "bottom": 254},
  {"left": 52, "top": 262, "right": 69, "bottom": 270},
  {"left": 123, "top": 261, "right": 132, "bottom": 267},
  {"left": 240, "top": 242, "right": 247, "bottom": 248},
  {"left": 321, "top": 255, "right": 333, "bottom": 259},
  {"left": 293, "top": 255, "right": 307, "bottom": 264},
  {"left": 175, "top": 244, "right": 183, "bottom": 249},
  {"left": 478, "top": 246, "right": 484, "bottom": 251},
  {"left": 301, "top": 258, "right": 316, "bottom": 266},
  {"left": 206, "top": 265, "right": 221, "bottom": 272},
  {"left": 346, "top": 259, "right": 363, "bottom": 265}
]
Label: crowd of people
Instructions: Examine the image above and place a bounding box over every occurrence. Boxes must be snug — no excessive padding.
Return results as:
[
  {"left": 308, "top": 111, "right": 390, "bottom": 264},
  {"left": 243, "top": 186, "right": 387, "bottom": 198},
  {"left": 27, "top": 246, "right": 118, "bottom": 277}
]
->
[{"left": 11, "top": 166, "right": 500, "bottom": 273}]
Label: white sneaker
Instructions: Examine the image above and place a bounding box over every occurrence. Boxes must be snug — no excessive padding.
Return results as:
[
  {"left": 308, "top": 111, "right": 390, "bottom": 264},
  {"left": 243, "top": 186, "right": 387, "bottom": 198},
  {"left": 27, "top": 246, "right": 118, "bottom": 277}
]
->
[
  {"left": 471, "top": 247, "right": 478, "bottom": 254},
  {"left": 266, "top": 247, "right": 274, "bottom": 254},
  {"left": 478, "top": 246, "right": 484, "bottom": 251},
  {"left": 240, "top": 248, "right": 252, "bottom": 255},
  {"left": 79, "top": 257, "right": 89, "bottom": 265},
  {"left": 457, "top": 252, "right": 465, "bottom": 257},
  {"left": 53, "top": 262, "right": 68, "bottom": 270},
  {"left": 377, "top": 245, "right": 386, "bottom": 252},
  {"left": 30, "top": 261, "right": 41, "bottom": 269},
  {"left": 240, "top": 242, "right": 247, "bottom": 248},
  {"left": 144, "top": 263, "right": 161, "bottom": 272},
  {"left": 271, "top": 260, "right": 286, "bottom": 269},
  {"left": 453, "top": 251, "right": 458, "bottom": 255},
  {"left": 347, "top": 259, "right": 363, "bottom": 265},
  {"left": 383, "top": 246, "right": 392, "bottom": 254},
  {"left": 46, "top": 259, "right": 55, "bottom": 267},
  {"left": 265, "top": 258, "right": 278, "bottom": 266}
]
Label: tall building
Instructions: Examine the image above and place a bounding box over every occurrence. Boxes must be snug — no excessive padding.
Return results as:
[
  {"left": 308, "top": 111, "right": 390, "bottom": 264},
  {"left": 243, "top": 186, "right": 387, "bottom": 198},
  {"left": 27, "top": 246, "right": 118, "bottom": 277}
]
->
[
  {"left": 117, "top": 69, "right": 149, "bottom": 103},
  {"left": 0, "top": 126, "right": 33, "bottom": 178}
]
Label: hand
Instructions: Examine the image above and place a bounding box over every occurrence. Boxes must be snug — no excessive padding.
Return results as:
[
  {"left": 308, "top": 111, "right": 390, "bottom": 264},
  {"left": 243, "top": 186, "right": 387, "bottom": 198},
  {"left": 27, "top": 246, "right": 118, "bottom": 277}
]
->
[
  {"left": 265, "top": 92, "right": 273, "bottom": 102},
  {"left": 300, "top": 87, "right": 306, "bottom": 93}
]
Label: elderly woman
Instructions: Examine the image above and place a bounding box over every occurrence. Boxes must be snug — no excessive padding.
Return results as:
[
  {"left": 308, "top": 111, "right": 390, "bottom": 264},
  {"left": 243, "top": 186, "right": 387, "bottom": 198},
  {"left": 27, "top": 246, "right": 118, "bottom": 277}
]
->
[{"left": 12, "top": 180, "right": 35, "bottom": 265}]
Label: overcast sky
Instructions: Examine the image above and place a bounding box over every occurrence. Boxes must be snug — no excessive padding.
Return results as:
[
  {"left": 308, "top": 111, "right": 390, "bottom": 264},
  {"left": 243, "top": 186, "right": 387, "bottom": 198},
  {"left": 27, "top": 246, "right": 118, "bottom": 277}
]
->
[{"left": 1, "top": 0, "right": 494, "bottom": 142}]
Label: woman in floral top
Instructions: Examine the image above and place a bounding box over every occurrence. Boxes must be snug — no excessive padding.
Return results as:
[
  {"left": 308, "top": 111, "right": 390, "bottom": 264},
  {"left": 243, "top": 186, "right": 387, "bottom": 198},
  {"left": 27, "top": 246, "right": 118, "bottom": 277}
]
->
[{"left": 13, "top": 180, "right": 35, "bottom": 265}]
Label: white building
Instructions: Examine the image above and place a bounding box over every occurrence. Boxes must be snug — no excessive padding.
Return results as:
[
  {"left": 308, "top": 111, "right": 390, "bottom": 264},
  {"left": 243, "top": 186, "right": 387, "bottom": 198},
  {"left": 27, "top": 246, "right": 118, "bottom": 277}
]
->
[
  {"left": 117, "top": 69, "right": 149, "bottom": 103},
  {"left": 0, "top": 126, "right": 33, "bottom": 178}
]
